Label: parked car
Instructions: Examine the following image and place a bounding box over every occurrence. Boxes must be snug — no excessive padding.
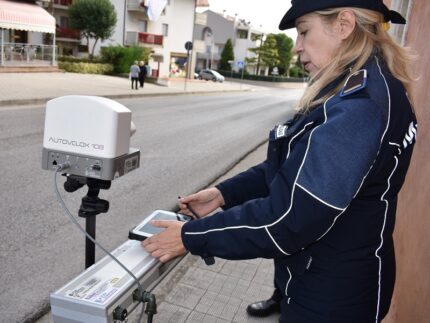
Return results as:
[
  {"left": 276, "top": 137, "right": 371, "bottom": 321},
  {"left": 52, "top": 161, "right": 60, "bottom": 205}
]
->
[{"left": 198, "top": 69, "right": 225, "bottom": 82}]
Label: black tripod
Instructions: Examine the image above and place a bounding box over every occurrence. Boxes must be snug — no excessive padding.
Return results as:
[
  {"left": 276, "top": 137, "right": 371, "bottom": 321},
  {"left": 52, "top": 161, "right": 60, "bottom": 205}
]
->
[{"left": 64, "top": 175, "right": 111, "bottom": 268}]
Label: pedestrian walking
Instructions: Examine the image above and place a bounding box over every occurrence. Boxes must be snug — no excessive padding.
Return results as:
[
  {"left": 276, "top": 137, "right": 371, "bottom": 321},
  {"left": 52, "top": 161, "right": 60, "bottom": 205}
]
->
[
  {"left": 130, "top": 61, "right": 140, "bottom": 90},
  {"left": 139, "top": 61, "right": 147, "bottom": 88}
]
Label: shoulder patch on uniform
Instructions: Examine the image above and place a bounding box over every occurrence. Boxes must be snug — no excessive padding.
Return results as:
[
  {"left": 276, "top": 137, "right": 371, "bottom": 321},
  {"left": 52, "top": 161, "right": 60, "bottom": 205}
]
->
[{"left": 340, "top": 69, "right": 367, "bottom": 97}]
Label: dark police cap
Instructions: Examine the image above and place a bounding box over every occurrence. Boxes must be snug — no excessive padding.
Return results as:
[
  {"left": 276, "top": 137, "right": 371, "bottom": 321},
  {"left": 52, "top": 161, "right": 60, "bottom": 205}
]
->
[{"left": 279, "top": 0, "right": 406, "bottom": 30}]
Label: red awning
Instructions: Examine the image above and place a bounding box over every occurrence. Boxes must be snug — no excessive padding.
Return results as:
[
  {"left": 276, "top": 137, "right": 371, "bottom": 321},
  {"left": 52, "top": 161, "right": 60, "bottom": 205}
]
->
[
  {"left": 0, "top": 0, "right": 55, "bottom": 34},
  {"left": 196, "top": 0, "right": 210, "bottom": 7}
]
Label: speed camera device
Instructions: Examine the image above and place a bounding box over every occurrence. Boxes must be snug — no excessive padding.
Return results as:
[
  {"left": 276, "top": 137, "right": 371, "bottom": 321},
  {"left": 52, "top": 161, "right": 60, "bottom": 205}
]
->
[
  {"left": 129, "top": 210, "right": 192, "bottom": 241},
  {"left": 50, "top": 238, "right": 183, "bottom": 323},
  {"left": 42, "top": 95, "right": 140, "bottom": 180},
  {"left": 50, "top": 210, "right": 191, "bottom": 323}
]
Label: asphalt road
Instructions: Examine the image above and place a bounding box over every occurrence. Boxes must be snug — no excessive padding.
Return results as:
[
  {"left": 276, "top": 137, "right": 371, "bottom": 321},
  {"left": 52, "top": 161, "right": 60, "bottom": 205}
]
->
[{"left": 0, "top": 88, "right": 302, "bottom": 322}]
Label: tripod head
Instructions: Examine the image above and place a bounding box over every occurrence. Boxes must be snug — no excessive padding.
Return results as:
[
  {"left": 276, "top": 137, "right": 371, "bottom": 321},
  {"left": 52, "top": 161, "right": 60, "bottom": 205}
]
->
[
  {"left": 62, "top": 175, "right": 112, "bottom": 268},
  {"left": 64, "top": 175, "right": 111, "bottom": 217}
]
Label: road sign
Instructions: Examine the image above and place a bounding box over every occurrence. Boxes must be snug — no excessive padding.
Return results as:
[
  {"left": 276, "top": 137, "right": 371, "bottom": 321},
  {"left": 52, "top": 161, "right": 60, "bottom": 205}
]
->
[
  {"left": 185, "top": 41, "right": 193, "bottom": 51},
  {"left": 272, "top": 67, "right": 279, "bottom": 75},
  {"left": 237, "top": 61, "right": 244, "bottom": 68}
]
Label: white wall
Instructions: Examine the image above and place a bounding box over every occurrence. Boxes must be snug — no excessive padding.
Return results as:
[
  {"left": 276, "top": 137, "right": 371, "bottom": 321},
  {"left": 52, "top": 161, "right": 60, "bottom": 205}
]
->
[
  {"left": 148, "top": 0, "right": 195, "bottom": 77},
  {"left": 89, "top": 0, "right": 195, "bottom": 78}
]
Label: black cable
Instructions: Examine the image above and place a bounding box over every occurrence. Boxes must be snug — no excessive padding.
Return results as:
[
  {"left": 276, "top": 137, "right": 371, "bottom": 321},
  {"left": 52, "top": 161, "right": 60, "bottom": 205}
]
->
[{"left": 53, "top": 166, "right": 147, "bottom": 323}]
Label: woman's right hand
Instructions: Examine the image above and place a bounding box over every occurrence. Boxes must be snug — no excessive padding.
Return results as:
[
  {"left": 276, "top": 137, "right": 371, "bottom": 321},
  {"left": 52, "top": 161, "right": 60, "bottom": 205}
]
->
[{"left": 178, "top": 187, "right": 225, "bottom": 218}]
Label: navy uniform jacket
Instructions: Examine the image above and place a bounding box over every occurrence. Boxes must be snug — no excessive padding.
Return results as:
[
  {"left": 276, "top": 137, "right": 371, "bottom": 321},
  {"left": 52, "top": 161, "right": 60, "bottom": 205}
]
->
[{"left": 181, "top": 56, "right": 417, "bottom": 323}]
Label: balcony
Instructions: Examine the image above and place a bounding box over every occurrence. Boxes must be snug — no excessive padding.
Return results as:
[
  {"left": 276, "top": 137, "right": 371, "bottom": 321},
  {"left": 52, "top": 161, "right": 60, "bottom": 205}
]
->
[
  {"left": 127, "top": 0, "right": 147, "bottom": 12},
  {"left": 53, "top": 0, "right": 73, "bottom": 6},
  {"left": 56, "top": 26, "right": 80, "bottom": 41},
  {"left": 126, "top": 31, "right": 163, "bottom": 46},
  {"left": 139, "top": 32, "right": 163, "bottom": 45}
]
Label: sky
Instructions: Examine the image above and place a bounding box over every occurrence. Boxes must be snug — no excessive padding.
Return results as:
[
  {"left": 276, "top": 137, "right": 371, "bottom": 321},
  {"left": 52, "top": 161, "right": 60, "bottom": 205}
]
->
[{"left": 199, "top": 0, "right": 297, "bottom": 40}]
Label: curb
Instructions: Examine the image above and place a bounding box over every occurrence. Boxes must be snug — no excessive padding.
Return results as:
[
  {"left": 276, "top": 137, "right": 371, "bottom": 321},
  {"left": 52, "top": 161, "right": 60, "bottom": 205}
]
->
[{"left": 0, "top": 89, "right": 251, "bottom": 108}]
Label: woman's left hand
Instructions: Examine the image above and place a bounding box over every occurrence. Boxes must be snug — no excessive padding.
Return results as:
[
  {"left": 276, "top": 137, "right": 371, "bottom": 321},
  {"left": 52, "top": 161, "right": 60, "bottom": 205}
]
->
[{"left": 142, "top": 220, "right": 187, "bottom": 263}]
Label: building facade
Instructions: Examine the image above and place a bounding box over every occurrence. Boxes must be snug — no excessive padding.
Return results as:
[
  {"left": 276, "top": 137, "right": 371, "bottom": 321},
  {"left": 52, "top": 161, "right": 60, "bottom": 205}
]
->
[
  {"left": 193, "top": 10, "right": 265, "bottom": 74},
  {"left": 44, "top": 0, "right": 196, "bottom": 78}
]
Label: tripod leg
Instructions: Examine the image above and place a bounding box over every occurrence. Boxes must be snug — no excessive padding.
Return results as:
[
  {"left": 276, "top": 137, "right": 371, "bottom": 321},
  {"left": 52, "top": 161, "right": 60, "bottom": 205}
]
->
[{"left": 85, "top": 215, "right": 96, "bottom": 269}]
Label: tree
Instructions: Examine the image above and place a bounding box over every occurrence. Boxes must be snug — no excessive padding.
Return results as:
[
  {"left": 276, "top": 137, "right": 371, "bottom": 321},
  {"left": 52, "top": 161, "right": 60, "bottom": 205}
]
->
[
  {"left": 249, "top": 34, "right": 280, "bottom": 74},
  {"left": 218, "top": 39, "right": 234, "bottom": 71},
  {"left": 274, "top": 33, "right": 294, "bottom": 76},
  {"left": 69, "top": 0, "right": 117, "bottom": 60},
  {"left": 289, "top": 59, "right": 308, "bottom": 78},
  {"left": 249, "top": 33, "right": 264, "bottom": 75}
]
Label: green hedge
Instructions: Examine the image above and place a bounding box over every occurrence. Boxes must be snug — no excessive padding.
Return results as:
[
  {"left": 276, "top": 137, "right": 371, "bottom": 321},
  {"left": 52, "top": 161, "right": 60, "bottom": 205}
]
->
[
  {"left": 100, "top": 45, "right": 150, "bottom": 74},
  {"left": 58, "top": 56, "right": 104, "bottom": 64},
  {"left": 58, "top": 61, "right": 114, "bottom": 74},
  {"left": 289, "top": 66, "right": 308, "bottom": 78},
  {"left": 218, "top": 70, "right": 307, "bottom": 83}
]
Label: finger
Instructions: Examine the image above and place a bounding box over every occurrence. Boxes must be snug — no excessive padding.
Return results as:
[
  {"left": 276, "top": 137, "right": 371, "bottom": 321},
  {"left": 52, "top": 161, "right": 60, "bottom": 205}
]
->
[
  {"left": 150, "top": 249, "right": 165, "bottom": 259},
  {"left": 151, "top": 220, "right": 176, "bottom": 228},
  {"left": 143, "top": 241, "right": 158, "bottom": 253},
  {"left": 142, "top": 235, "right": 161, "bottom": 247},
  {"left": 178, "top": 201, "right": 191, "bottom": 210},
  {"left": 159, "top": 253, "right": 173, "bottom": 263},
  {"left": 178, "top": 206, "right": 193, "bottom": 218},
  {"left": 179, "top": 193, "right": 198, "bottom": 204}
]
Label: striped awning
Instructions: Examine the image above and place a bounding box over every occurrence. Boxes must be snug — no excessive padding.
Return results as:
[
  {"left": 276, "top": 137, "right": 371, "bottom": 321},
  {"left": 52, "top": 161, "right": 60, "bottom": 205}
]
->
[{"left": 0, "top": 0, "right": 55, "bottom": 34}]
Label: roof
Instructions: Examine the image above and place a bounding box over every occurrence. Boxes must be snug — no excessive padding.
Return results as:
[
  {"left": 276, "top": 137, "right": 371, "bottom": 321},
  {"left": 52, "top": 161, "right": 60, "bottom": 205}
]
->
[{"left": 0, "top": 0, "right": 55, "bottom": 34}]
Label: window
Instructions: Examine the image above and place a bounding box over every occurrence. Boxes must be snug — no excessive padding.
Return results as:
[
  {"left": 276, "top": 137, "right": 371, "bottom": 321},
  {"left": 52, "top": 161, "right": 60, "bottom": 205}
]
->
[
  {"left": 78, "top": 45, "right": 87, "bottom": 53},
  {"left": 162, "top": 24, "right": 169, "bottom": 37},
  {"left": 139, "top": 20, "right": 148, "bottom": 33},
  {"left": 237, "top": 29, "right": 248, "bottom": 39},
  {"left": 60, "top": 16, "right": 69, "bottom": 28}
]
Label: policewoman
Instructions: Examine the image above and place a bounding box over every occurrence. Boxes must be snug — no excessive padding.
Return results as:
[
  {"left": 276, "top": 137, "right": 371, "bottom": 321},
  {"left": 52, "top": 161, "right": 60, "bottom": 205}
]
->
[{"left": 143, "top": 0, "right": 418, "bottom": 322}]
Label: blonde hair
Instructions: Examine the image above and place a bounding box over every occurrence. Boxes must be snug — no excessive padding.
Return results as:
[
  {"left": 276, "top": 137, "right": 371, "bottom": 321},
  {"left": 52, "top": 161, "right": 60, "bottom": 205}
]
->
[{"left": 299, "top": 8, "right": 417, "bottom": 112}]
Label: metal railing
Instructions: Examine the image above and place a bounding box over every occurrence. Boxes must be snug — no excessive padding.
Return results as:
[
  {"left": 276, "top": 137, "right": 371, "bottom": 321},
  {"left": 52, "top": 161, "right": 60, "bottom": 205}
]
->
[
  {"left": 138, "top": 32, "right": 163, "bottom": 45},
  {"left": 53, "top": 0, "right": 73, "bottom": 6},
  {"left": 57, "top": 27, "right": 80, "bottom": 40},
  {"left": 0, "top": 42, "right": 57, "bottom": 66},
  {"left": 126, "top": 31, "right": 164, "bottom": 46},
  {"left": 127, "top": 0, "right": 146, "bottom": 12}
]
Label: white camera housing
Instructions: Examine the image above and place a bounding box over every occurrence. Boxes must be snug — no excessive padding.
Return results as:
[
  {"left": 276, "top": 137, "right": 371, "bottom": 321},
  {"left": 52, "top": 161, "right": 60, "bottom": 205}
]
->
[{"left": 42, "top": 96, "right": 140, "bottom": 180}]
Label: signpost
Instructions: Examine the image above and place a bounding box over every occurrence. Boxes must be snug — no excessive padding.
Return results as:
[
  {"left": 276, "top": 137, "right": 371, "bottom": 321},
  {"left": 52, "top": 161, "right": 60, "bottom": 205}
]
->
[
  {"left": 271, "top": 66, "right": 279, "bottom": 82},
  {"left": 184, "top": 41, "right": 193, "bottom": 91},
  {"left": 237, "top": 61, "right": 245, "bottom": 89},
  {"left": 228, "top": 60, "right": 234, "bottom": 78}
]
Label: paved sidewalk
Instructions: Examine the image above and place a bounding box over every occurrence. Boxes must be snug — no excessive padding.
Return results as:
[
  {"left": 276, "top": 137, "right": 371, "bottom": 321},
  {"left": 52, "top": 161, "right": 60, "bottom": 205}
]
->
[
  {"left": 0, "top": 72, "right": 253, "bottom": 107},
  {"left": 0, "top": 72, "right": 306, "bottom": 108},
  {"left": 144, "top": 143, "right": 279, "bottom": 323}
]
